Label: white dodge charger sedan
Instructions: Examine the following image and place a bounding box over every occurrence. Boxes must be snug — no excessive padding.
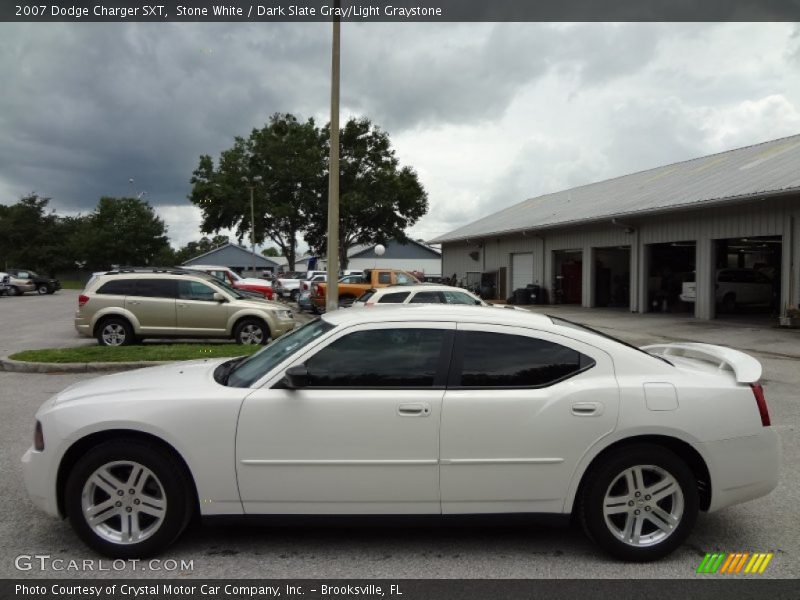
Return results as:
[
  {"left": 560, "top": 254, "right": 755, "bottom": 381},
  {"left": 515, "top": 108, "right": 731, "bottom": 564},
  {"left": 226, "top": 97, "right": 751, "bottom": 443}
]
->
[{"left": 22, "top": 305, "right": 779, "bottom": 561}]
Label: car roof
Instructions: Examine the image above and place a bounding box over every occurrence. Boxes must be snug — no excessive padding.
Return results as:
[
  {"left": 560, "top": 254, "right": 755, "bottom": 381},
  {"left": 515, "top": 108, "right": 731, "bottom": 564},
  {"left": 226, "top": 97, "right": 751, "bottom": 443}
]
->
[
  {"left": 184, "top": 265, "right": 231, "bottom": 270},
  {"left": 321, "top": 304, "right": 551, "bottom": 328},
  {"left": 372, "top": 284, "right": 475, "bottom": 293}
]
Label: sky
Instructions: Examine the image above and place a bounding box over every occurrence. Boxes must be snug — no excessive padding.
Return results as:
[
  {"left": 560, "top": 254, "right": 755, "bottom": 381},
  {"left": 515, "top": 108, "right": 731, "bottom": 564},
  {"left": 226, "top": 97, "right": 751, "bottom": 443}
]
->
[{"left": 1, "top": 22, "right": 799, "bottom": 251}]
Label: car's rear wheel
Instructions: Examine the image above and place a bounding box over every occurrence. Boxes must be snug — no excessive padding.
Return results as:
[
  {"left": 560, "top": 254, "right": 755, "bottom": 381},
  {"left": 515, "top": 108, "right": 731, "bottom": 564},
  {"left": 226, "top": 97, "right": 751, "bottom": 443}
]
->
[
  {"left": 97, "top": 317, "right": 134, "bottom": 346},
  {"left": 64, "top": 439, "right": 193, "bottom": 558},
  {"left": 579, "top": 444, "right": 698, "bottom": 561},
  {"left": 8, "top": 286, "right": 19, "bottom": 296},
  {"left": 234, "top": 318, "right": 270, "bottom": 345}
]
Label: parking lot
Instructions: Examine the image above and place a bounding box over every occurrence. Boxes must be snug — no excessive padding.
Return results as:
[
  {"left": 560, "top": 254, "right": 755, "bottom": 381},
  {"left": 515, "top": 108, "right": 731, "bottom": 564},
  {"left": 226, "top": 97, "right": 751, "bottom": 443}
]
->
[{"left": 0, "top": 291, "right": 798, "bottom": 578}]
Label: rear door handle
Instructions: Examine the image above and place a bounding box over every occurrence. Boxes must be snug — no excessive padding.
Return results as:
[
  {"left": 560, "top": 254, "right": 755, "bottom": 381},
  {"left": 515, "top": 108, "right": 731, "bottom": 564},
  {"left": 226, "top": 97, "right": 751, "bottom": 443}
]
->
[
  {"left": 397, "top": 403, "right": 431, "bottom": 417},
  {"left": 571, "top": 402, "right": 604, "bottom": 416}
]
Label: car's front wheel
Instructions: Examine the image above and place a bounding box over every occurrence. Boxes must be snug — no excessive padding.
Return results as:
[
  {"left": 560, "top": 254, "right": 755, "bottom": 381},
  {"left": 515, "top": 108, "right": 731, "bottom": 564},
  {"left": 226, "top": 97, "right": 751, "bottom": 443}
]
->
[
  {"left": 579, "top": 444, "right": 698, "bottom": 561},
  {"left": 64, "top": 439, "right": 194, "bottom": 558},
  {"left": 8, "top": 286, "right": 19, "bottom": 296},
  {"left": 37, "top": 284, "right": 50, "bottom": 295}
]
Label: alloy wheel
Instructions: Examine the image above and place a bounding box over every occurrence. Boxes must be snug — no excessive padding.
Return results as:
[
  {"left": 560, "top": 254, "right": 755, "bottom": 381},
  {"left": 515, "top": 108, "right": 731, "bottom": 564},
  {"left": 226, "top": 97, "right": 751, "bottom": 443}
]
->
[
  {"left": 602, "top": 464, "right": 684, "bottom": 547},
  {"left": 80, "top": 461, "right": 167, "bottom": 545},
  {"left": 101, "top": 323, "right": 127, "bottom": 346},
  {"left": 238, "top": 323, "right": 264, "bottom": 344}
]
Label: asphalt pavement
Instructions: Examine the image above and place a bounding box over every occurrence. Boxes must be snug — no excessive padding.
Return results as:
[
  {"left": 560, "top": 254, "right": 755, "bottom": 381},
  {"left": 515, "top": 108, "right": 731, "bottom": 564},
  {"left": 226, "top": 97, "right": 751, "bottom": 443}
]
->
[{"left": 0, "top": 293, "right": 797, "bottom": 578}]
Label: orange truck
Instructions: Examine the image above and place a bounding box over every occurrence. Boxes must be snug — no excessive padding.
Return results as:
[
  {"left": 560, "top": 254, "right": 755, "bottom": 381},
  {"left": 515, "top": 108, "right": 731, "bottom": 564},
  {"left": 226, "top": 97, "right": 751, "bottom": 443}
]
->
[{"left": 312, "top": 269, "right": 419, "bottom": 311}]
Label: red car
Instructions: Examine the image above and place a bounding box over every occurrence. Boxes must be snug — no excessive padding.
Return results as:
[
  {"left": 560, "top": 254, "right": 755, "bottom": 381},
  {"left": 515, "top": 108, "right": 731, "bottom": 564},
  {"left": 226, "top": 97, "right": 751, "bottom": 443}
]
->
[{"left": 184, "top": 265, "right": 274, "bottom": 300}]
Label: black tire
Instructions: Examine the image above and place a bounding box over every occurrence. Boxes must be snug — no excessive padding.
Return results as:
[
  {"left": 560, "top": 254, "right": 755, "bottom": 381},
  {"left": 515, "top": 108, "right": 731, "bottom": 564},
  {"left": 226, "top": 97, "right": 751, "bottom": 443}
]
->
[
  {"left": 289, "top": 289, "right": 299, "bottom": 302},
  {"left": 96, "top": 317, "right": 134, "bottom": 346},
  {"left": 721, "top": 293, "right": 736, "bottom": 313},
  {"left": 579, "top": 444, "right": 698, "bottom": 562},
  {"left": 233, "top": 317, "right": 270, "bottom": 345},
  {"left": 64, "top": 438, "right": 194, "bottom": 558},
  {"left": 8, "top": 286, "right": 19, "bottom": 296},
  {"left": 37, "top": 284, "right": 50, "bottom": 295}
]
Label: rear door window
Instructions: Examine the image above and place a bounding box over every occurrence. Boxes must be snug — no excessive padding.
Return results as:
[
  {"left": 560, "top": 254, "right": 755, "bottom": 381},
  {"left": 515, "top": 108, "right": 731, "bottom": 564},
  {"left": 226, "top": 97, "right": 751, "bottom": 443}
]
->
[
  {"left": 409, "top": 291, "right": 443, "bottom": 304},
  {"left": 131, "top": 279, "right": 177, "bottom": 299},
  {"left": 454, "top": 331, "right": 594, "bottom": 388},
  {"left": 179, "top": 280, "right": 218, "bottom": 301}
]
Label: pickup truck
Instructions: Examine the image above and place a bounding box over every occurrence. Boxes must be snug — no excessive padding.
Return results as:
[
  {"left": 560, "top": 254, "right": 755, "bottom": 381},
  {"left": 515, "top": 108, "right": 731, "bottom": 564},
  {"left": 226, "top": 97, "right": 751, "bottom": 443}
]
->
[
  {"left": 274, "top": 271, "right": 327, "bottom": 301},
  {"left": 312, "top": 268, "right": 419, "bottom": 311}
]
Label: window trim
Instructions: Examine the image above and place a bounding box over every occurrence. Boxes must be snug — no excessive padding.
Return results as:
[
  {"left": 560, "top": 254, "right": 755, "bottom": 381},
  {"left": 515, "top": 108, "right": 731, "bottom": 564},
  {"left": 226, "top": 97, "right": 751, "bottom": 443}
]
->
[{"left": 446, "top": 329, "right": 596, "bottom": 390}]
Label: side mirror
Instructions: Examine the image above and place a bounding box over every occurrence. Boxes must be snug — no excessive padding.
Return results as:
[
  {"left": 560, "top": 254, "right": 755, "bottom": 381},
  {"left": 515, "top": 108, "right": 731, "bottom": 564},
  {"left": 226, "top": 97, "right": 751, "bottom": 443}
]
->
[
  {"left": 474, "top": 299, "right": 482, "bottom": 305},
  {"left": 212, "top": 292, "right": 226, "bottom": 302},
  {"left": 283, "top": 365, "right": 309, "bottom": 389}
]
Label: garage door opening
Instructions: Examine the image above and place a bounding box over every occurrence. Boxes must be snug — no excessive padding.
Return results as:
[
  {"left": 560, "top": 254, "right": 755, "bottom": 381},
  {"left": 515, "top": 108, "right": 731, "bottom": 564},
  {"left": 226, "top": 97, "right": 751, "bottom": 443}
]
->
[
  {"left": 712, "top": 236, "right": 781, "bottom": 319},
  {"left": 595, "top": 246, "right": 631, "bottom": 308},
  {"left": 553, "top": 250, "right": 582, "bottom": 304},
  {"left": 647, "top": 242, "right": 695, "bottom": 313}
]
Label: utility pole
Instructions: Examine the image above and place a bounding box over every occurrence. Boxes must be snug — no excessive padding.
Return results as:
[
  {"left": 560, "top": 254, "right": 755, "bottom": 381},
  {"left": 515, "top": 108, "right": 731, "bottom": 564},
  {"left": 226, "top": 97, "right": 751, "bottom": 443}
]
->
[
  {"left": 325, "top": 0, "right": 341, "bottom": 311},
  {"left": 243, "top": 175, "right": 262, "bottom": 277}
]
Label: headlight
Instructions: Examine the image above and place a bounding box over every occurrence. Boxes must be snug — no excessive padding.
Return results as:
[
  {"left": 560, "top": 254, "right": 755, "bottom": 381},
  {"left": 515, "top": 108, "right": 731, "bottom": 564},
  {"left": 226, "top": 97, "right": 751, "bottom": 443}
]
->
[{"left": 277, "top": 310, "right": 293, "bottom": 320}]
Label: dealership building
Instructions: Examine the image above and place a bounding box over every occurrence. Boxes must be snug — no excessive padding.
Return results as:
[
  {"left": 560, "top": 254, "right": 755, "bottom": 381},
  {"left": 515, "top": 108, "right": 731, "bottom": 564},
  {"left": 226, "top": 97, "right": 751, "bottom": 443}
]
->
[{"left": 431, "top": 134, "right": 800, "bottom": 319}]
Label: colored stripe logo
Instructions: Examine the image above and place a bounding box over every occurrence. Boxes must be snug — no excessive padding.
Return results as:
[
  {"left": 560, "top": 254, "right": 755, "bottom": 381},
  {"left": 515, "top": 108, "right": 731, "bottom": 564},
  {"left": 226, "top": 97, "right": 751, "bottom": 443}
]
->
[{"left": 697, "top": 552, "right": 774, "bottom": 574}]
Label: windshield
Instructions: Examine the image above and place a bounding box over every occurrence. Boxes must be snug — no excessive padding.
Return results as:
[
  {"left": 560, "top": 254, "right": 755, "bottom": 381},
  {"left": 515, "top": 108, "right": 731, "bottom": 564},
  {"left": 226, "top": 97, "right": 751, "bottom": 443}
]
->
[
  {"left": 549, "top": 316, "right": 673, "bottom": 366},
  {"left": 226, "top": 318, "right": 335, "bottom": 387}
]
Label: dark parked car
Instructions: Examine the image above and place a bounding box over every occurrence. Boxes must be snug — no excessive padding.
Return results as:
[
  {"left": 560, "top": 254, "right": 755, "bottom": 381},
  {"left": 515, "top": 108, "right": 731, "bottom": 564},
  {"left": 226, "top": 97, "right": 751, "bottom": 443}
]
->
[{"left": 7, "top": 269, "right": 61, "bottom": 295}]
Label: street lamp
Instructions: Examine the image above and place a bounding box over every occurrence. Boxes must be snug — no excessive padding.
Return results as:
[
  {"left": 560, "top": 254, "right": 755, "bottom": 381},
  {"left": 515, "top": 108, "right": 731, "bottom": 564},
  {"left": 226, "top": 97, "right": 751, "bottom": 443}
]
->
[
  {"left": 242, "top": 175, "right": 263, "bottom": 276},
  {"left": 325, "top": 0, "right": 341, "bottom": 311}
]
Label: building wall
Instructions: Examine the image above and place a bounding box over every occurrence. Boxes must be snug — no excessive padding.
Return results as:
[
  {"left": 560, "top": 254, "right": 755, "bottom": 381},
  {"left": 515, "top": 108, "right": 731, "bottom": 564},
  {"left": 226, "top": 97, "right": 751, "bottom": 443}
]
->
[
  {"left": 347, "top": 257, "right": 441, "bottom": 276},
  {"left": 441, "top": 195, "right": 800, "bottom": 318}
]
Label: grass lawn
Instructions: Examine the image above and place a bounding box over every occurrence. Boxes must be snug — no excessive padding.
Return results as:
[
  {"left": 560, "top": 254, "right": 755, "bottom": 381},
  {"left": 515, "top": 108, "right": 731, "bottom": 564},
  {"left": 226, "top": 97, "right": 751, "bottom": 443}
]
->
[
  {"left": 59, "top": 280, "right": 86, "bottom": 290},
  {"left": 9, "top": 344, "right": 261, "bottom": 364}
]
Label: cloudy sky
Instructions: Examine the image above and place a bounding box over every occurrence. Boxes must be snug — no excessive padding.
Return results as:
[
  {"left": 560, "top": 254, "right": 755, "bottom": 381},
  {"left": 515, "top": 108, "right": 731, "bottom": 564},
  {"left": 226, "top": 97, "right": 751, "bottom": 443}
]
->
[{"left": 1, "top": 22, "right": 799, "bottom": 249}]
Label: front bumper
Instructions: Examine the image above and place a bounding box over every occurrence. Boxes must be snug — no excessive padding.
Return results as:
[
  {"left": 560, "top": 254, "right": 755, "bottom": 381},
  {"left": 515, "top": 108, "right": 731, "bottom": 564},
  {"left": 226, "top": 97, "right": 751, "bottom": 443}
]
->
[
  {"left": 273, "top": 319, "right": 296, "bottom": 337},
  {"left": 701, "top": 427, "right": 780, "bottom": 512},
  {"left": 22, "top": 446, "right": 61, "bottom": 518}
]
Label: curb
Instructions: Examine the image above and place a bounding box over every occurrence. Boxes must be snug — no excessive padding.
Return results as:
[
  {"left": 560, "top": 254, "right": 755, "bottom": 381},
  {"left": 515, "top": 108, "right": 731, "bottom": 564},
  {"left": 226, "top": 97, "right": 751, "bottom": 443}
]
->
[{"left": 0, "top": 357, "right": 170, "bottom": 374}]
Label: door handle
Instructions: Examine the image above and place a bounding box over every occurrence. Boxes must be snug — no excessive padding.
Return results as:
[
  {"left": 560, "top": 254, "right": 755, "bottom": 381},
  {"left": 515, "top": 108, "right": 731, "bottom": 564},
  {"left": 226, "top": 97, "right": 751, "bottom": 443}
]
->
[
  {"left": 128, "top": 301, "right": 140, "bottom": 305},
  {"left": 397, "top": 403, "right": 431, "bottom": 417},
  {"left": 178, "top": 303, "right": 188, "bottom": 308},
  {"left": 571, "top": 402, "right": 603, "bottom": 416}
]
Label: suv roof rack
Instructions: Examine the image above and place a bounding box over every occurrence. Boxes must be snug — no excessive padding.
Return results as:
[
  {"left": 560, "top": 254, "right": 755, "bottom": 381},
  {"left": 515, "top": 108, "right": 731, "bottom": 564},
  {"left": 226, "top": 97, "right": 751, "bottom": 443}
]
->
[{"left": 103, "top": 267, "right": 193, "bottom": 275}]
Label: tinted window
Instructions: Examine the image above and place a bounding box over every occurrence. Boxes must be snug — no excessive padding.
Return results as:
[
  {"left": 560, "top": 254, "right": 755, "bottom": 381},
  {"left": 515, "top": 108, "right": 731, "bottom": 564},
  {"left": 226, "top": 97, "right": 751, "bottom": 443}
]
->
[
  {"left": 96, "top": 279, "right": 136, "bottom": 295},
  {"left": 378, "top": 291, "right": 410, "bottom": 303},
  {"left": 410, "top": 291, "right": 443, "bottom": 304},
  {"left": 306, "top": 328, "right": 447, "bottom": 387},
  {"left": 458, "top": 331, "right": 593, "bottom": 387},
  {"left": 378, "top": 272, "right": 391, "bottom": 284},
  {"left": 357, "top": 290, "right": 375, "bottom": 303},
  {"left": 179, "top": 280, "right": 217, "bottom": 301},
  {"left": 131, "top": 279, "right": 177, "bottom": 299},
  {"left": 443, "top": 291, "right": 479, "bottom": 305}
]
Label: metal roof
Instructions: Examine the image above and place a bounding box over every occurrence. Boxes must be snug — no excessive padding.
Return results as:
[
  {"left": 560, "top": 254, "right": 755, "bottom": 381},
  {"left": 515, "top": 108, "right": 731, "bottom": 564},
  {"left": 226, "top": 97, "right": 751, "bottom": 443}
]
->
[{"left": 431, "top": 134, "right": 800, "bottom": 243}]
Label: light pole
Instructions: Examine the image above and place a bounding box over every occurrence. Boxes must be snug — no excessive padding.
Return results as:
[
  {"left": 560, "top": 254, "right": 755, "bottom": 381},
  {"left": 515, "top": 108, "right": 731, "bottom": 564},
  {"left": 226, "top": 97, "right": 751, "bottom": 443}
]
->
[
  {"left": 242, "top": 175, "right": 263, "bottom": 276},
  {"left": 325, "top": 0, "right": 341, "bottom": 311}
]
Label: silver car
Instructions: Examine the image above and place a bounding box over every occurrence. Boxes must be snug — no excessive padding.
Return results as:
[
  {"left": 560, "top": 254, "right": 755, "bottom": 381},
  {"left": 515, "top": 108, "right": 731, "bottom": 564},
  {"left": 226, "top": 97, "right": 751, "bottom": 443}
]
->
[{"left": 75, "top": 269, "right": 296, "bottom": 346}]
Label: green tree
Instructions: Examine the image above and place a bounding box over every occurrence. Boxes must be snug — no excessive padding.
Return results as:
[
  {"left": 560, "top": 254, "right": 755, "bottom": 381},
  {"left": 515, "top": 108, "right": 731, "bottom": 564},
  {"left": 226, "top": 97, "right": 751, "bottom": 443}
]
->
[
  {"left": 261, "top": 246, "right": 280, "bottom": 257},
  {"left": 305, "top": 118, "right": 428, "bottom": 269},
  {"left": 0, "top": 194, "right": 81, "bottom": 274},
  {"left": 73, "top": 197, "right": 171, "bottom": 269},
  {"left": 189, "top": 114, "right": 326, "bottom": 271},
  {"left": 174, "top": 235, "right": 230, "bottom": 264}
]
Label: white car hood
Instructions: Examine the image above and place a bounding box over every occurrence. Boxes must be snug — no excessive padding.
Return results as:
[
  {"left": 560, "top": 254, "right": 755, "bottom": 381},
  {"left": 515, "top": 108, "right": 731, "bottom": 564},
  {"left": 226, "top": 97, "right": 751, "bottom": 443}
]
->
[{"left": 52, "top": 358, "right": 230, "bottom": 406}]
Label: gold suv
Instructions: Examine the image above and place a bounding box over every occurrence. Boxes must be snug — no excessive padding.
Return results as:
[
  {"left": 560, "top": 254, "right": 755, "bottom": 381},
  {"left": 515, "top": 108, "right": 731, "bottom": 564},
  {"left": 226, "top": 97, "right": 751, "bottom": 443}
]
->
[{"left": 75, "top": 269, "right": 296, "bottom": 346}]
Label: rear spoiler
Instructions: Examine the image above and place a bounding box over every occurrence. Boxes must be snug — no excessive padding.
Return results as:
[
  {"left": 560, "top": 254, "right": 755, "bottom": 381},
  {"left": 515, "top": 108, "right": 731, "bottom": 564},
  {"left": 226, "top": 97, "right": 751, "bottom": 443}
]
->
[{"left": 640, "top": 343, "right": 762, "bottom": 383}]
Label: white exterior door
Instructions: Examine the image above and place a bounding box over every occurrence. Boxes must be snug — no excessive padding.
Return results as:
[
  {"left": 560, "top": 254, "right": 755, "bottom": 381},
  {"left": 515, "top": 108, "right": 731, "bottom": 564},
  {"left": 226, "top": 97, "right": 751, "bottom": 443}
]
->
[
  {"left": 235, "top": 322, "right": 455, "bottom": 514},
  {"left": 440, "top": 323, "right": 619, "bottom": 514},
  {"left": 511, "top": 253, "right": 534, "bottom": 291}
]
